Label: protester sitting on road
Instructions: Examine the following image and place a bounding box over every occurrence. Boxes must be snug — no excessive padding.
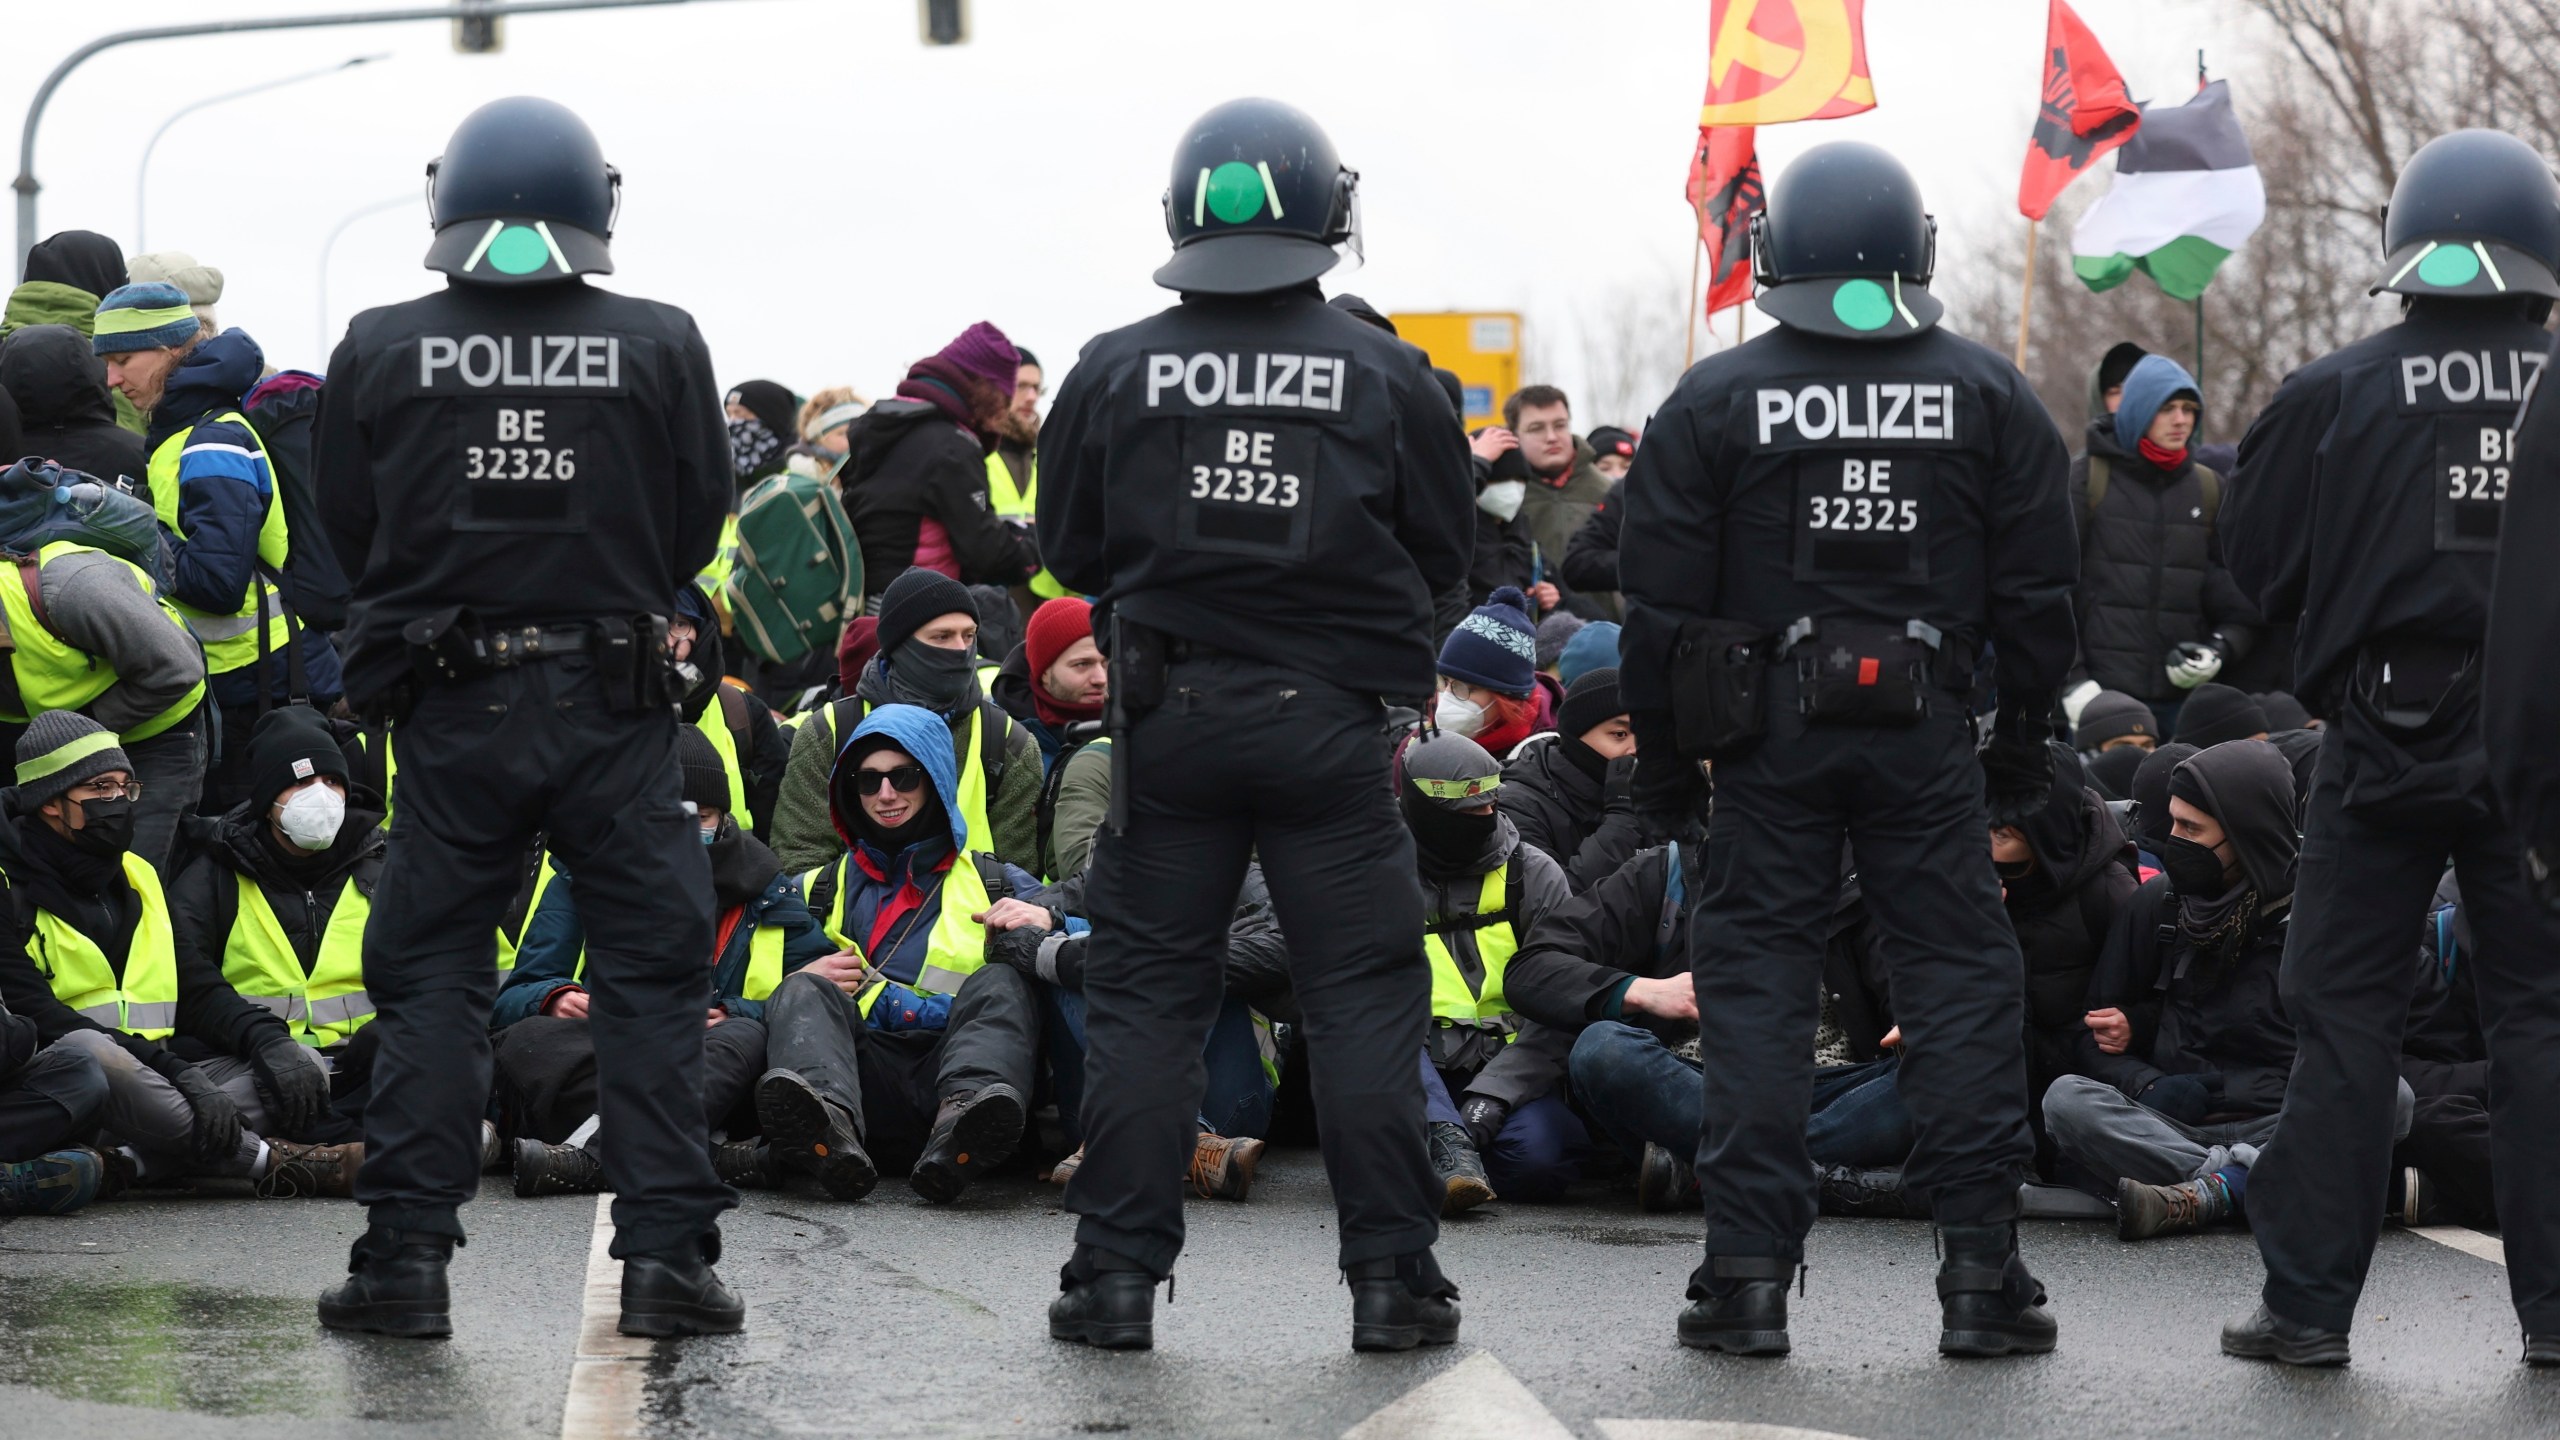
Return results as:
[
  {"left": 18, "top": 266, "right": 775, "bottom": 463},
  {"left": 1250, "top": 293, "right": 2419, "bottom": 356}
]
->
[
  {"left": 2170, "top": 683, "right": 2270, "bottom": 749},
  {"left": 1399, "top": 732, "right": 1579, "bottom": 1212},
  {"left": 1535, "top": 612, "right": 1584, "bottom": 681},
  {"left": 1434, "top": 589, "right": 1552, "bottom": 761},
  {"left": 1555, "top": 621, "right": 1619, "bottom": 688},
  {"left": 724, "top": 379, "right": 797, "bottom": 485},
  {"left": 2394, "top": 875, "right": 2493, "bottom": 1229},
  {"left": 772, "top": 569, "right": 1039, "bottom": 876},
  {"left": 0, "top": 324, "right": 147, "bottom": 486},
  {"left": 166, "top": 708, "right": 383, "bottom": 1143},
  {"left": 1585, "top": 425, "right": 1636, "bottom": 481},
  {"left": 2073, "top": 690, "right": 2159, "bottom": 760},
  {"left": 990, "top": 596, "right": 1106, "bottom": 772},
  {"left": 1499, "top": 668, "right": 1647, "bottom": 894},
  {"left": 0, "top": 996, "right": 108, "bottom": 1215},
  {"left": 756, "top": 704, "right": 1045, "bottom": 1205},
  {"left": 0, "top": 712, "right": 348, "bottom": 1196},
  {"left": 490, "top": 728, "right": 830, "bottom": 1197},
  {"left": 671, "top": 584, "right": 789, "bottom": 841},
  {"left": 1998, "top": 749, "right": 2141, "bottom": 1147},
  {"left": 839, "top": 323, "right": 1041, "bottom": 604},
  {"left": 2042, "top": 740, "right": 2375, "bottom": 1242}
]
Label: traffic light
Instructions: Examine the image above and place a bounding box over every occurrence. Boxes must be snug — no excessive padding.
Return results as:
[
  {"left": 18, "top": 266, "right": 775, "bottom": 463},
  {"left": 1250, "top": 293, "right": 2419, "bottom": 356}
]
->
[
  {"left": 453, "top": 4, "right": 503, "bottom": 54},
  {"left": 919, "top": 0, "right": 968, "bottom": 45}
]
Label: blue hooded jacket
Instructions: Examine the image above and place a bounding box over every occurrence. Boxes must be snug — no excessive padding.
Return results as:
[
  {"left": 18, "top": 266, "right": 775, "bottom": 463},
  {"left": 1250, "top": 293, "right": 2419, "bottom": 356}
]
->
[{"left": 2111, "top": 353, "right": 2202, "bottom": 455}]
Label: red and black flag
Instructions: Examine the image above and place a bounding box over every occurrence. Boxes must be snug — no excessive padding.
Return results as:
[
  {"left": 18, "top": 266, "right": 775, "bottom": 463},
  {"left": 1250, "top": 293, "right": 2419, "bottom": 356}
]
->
[
  {"left": 2018, "top": 0, "right": 2141, "bottom": 220},
  {"left": 1687, "top": 126, "right": 1763, "bottom": 316}
]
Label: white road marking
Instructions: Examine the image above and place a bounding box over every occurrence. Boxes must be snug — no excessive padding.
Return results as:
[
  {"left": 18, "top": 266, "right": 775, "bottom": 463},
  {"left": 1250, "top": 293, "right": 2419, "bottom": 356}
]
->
[
  {"left": 1341, "top": 1352, "right": 1574, "bottom": 1440},
  {"left": 560, "top": 1193, "right": 652, "bottom": 1440},
  {"left": 1597, "top": 1424, "right": 1870, "bottom": 1440},
  {"left": 2413, "top": 1225, "right": 2508, "bottom": 1267}
]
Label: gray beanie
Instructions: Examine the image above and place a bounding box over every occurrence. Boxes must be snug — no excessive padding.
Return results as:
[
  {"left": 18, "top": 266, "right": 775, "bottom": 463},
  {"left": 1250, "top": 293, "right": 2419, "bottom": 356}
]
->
[{"left": 15, "top": 711, "right": 131, "bottom": 813}]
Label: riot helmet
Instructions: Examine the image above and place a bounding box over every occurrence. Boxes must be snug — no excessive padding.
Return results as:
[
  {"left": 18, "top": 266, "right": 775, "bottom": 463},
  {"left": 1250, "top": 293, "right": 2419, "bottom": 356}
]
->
[
  {"left": 424, "top": 97, "right": 620, "bottom": 285},
  {"left": 1156, "top": 98, "right": 1360, "bottom": 296},
  {"left": 1750, "top": 141, "right": 1941, "bottom": 341},
  {"left": 2373, "top": 129, "right": 2560, "bottom": 300}
]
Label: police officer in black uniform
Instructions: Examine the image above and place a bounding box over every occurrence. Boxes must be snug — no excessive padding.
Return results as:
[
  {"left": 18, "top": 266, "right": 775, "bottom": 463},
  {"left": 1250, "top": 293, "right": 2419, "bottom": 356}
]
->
[
  {"left": 2221, "top": 129, "right": 2560, "bottom": 1368},
  {"left": 1036, "top": 98, "right": 1476, "bottom": 1353},
  {"left": 1618, "top": 142, "right": 2076, "bottom": 1358},
  {"left": 309, "top": 98, "right": 742, "bottom": 1339}
]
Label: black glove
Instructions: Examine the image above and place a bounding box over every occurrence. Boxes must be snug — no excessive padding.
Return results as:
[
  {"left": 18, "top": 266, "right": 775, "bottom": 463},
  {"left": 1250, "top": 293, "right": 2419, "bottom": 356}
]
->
[
  {"left": 2137, "top": 1074, "right": 2213, "bottom": 1127},
  {"left": 1458, "top": 1095, "right": 1512, "bottom": 1152},
  {"left": 1979, "top": 715, "right": 2057, "bottom": 828},
  {"left": 1602, "top": 753, "right": 1639, "bottom": 809},
  {"left": 251, "top": 1034, "right": 328, "bottom": 1137},
  {"left": 985, "top": 923, "right": 1049, "bottom": 977},
  {"left": 169, "top": 1064, "right": 242, "bottom": 1160},
  {"left": 1628, "top": 713, "right": 1707, "bottom": 840}
]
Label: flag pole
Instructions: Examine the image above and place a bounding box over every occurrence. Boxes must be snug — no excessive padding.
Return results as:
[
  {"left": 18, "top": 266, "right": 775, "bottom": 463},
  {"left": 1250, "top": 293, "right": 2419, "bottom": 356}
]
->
[
  {"left": 2013, "top": 219, "right": 2040, "bottom": 371},
  {"left": 1686, "top": 232, "right": 1704, "bottom": 368},
  {"left": 2193, "top": 293, "right": 2205, "bottom": 379}
]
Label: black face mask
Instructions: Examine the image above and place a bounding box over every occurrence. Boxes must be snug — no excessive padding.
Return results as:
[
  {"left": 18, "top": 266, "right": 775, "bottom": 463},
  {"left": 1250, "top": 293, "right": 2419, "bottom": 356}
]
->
[
  {"left": 66, "top": 795, "right": 135, "bottom": 858},
  {"left": 2161, "top": 835, "right": 2233, "bottom": 897},
  {"left": 885, "top": 638, "right": 976, "bottom": 713},
  {"left": 1404, "top": 797, "right": 1498, "bottom": 870}
]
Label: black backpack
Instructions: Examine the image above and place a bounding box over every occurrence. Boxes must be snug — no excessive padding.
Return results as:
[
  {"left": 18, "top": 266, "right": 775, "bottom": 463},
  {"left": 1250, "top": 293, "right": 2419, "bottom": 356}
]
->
[{"left": 242, "top": 384, "right": 352, "bottom": 632}]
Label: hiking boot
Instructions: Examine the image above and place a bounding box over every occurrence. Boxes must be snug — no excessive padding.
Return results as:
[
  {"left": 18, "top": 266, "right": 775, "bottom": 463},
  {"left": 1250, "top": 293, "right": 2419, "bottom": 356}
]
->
[
  {"left": 619, "top": 1236, "right": 744, "bottom": 1338},
  {"left": 0, "top": 1147, "right": 102, "bottom": 1215},
  {"left": 1677, "top": 1255, "right": 1792, "bottom": 1357},
  {"left": 1189, "top": 1133, "right": 1264, "bottom": 1201},
  {"left": 1817, "top": 1164, "right": 1922, "bottom": 1218},
  {"left": 1043, "top": 1146, "right": 1085, "bottom": 1186},
  {"left": 1637, "top": 1143, "right": 1700, "bottom": 1212},
  {"left": 910, "top": 1083, "right": 1025, "bottom": 1203},
  {"left": 2117, "top": 1174, "right": 2230, "bottom": 1241},
  {"left": 2524, "top": 1333, "right": 2560, "bottom": 1367},
  {"left": 318, "top": 1227, "right": 454, "bottom": 1338},
  {"left": 258, "top": 1140, "right": 363, "bottom": 1199},
  {"left": 1050, "top": 1245, "right": 1158, "bottom": 1350},
  {"left": 1937, "top": 1223, "right": 2057, "bottom": 1357},
  {"left": 513, "top": 1139, "right": 605, "bottom": 1198},
  {"left": 712, "top": 1140, "right": 785, "bottom": 1192},
  {"left": 2221, "top": 1302, "right": 2349, "bottom": 1366},
  {"left": 755, "top": 1068, "right": 877, "bottom": 1201},
  {"left": 1346, "top": 1248, "right": 1461, "bottom": 1352},
  {"left": 1429, "top": 1121, "right": 1495, "bottom": 1215}
]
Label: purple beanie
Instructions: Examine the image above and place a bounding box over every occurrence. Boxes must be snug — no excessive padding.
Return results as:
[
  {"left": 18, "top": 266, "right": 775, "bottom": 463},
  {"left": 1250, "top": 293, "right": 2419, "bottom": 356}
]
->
[{"left": 934, "top": 321, "right": 1020, "bottom": 395}]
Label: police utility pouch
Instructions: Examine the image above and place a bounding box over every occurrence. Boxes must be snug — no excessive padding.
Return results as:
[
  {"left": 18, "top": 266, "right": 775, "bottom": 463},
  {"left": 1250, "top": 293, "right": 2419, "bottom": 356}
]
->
[
  {"left": 2337, "top": 640, "right": 2489, "bottom": 824},
  {"left": 1668, "top": 618, "right": 1770, "bottom": 760},
  {"left": 1789, "top": 617, "right": 1931, "bottom": 727}
]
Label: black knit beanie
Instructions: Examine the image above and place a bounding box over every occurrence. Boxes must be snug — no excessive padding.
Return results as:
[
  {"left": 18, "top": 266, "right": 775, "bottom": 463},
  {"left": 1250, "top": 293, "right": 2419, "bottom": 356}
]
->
[
  {"left": 677, "top": 726, "right": 731, "bottom": 814},
  {"left": 1557, "top": 667, "right": 1625, "bottom": 741},
  {"left": 875, "top": 567, "right": 978, "bottom": 657},
  {"left": 2173, "top": 683, "right": 2270, "bottom": 749},
  {"left": 246, "top": 706, "right": 350, "bottom": 809}
]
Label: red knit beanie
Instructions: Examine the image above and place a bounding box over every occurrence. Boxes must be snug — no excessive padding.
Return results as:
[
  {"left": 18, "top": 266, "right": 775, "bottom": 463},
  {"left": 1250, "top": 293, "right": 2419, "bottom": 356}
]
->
[{"left": 1024, "top": 598, "right": 1100, "bottom": 726}]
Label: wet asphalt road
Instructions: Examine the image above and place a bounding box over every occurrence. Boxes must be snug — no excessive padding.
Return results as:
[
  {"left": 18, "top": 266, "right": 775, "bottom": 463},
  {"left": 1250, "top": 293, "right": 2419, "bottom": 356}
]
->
[{"left": 2, "top": 1150, "right": 2553, "bottom": 1439}]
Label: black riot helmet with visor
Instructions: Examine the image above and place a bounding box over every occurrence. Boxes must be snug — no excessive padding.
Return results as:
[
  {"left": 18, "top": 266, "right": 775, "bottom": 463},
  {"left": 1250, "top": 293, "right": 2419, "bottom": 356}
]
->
[
  {"left": 1749, "top": 141, "right": 1942, "bottom": 342},
  {"left": 1156, "top": 98, "right": 1361, "bottom": 297},
  {"left": 424, "top": 97, "right": 621, "bottom": 286},
  {"left": 2373, "top": 129, "right": 2560, "bottom": 301}
]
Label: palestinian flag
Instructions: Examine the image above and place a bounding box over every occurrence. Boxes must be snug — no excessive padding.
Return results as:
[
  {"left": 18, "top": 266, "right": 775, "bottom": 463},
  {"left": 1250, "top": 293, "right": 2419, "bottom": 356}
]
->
[{"left": 2071, "top": 80, "right": 2265, "bottom": 301}]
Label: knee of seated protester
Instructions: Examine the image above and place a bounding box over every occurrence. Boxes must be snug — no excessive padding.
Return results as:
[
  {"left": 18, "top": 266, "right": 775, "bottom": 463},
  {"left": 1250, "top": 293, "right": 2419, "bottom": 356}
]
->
[
  {"left": 32, "top": 1044, "right": 111, "bottom": 1119},
  {"left": 54, "top": 1029, "right": 137, "bottom": 1071}
]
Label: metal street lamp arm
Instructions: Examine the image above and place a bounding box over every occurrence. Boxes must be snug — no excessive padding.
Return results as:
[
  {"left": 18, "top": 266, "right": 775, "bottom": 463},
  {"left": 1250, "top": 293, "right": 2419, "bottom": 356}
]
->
[{"left": 137, "top": 53, "right": 385, "bottom": 250}]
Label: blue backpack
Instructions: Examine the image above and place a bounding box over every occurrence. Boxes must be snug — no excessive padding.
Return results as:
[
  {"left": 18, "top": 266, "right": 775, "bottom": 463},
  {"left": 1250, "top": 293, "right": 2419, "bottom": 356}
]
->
[{"left": 0, "top": 457, "right": 172, "bottom": 587}]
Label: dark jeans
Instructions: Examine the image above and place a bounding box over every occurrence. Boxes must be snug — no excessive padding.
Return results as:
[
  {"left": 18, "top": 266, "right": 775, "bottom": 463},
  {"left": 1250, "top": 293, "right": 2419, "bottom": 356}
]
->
[
  {"left": 1569, "top": 1022, "right": 1913, "bottom": 1169},
  {"left": 0, "top": 1042, "right": 109, "bottom": 1161},
  {"left": 1417, "top": 1051, "right": 1598, "bottom": 1202},
  {"left": 356, "top": 659, "right": 727, "bottom": 1259},
  {"left": 494, "top": 1013, "right": 767, "bottom": 1145},
  {"left": 1070, "top": 656, "right": 1439, "bottom": 1277},
  {"left": 126, "top": 710, "right": 205, "bottom": 876},
  {"left": 1043, "top": 988, "right": 1277, "bottom": 1145},
  {"left": 2250, "top": 720, "right": 2560, "bottom": 1335},
  {"left": 761, "top": 964, "right": 1040, "bottom": 1172}
]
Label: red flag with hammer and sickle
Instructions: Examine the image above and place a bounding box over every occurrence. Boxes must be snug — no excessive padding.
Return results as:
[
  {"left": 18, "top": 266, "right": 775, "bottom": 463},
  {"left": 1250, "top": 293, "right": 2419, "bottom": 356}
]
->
[{"left": 1698, "top": 0, "right": 1877, "bottom": 127}]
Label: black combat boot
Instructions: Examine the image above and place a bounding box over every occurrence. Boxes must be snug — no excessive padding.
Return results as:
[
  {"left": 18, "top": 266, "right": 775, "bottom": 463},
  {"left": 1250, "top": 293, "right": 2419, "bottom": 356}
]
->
[
  {"left": 319, "top": 1227, "right": 456, "bottom": 1338},
  {"left": 1345, "top": 1248, "right": 1461, "bottom": 1352},
  {"left": 756, "top": 1068, "right": 877, "bottom": 1201},
  {"left": 1677, "top": 1254, "right": 1793, "bottom": 1356},
  {"left": 619, "top": 1232, "right": 745, "bottom": 1337},
  {"left": 2220, "top": 1302, "right": 2349, "bottom": 1366},
  {"left": 1937, "top": 1222, "right": 2057, "bottom": 1357},
  {"left": 1816, "top": 1164, "right": 1924, "bottom": 1218},
  {"left": 910, "top": 1082, "right": 1025, "bottom": 1203},
  {"left": 1049, "top": 1245, "right": 1160, "bottom": 1350},
  {"left": 512, "top": 1139, "right": 606, "bottom": 1198},
  {"left": 712, "top": 1140, "right": 785, "bottom": 1191},
  {"left": 2523, "top": 1332, "right": 2560, "bottom": 1367}
]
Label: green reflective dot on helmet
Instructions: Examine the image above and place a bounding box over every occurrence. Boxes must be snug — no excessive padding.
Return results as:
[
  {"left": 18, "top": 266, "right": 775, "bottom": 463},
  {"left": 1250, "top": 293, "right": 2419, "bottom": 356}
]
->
[
  {"left": 485, "top": 225, "right": 554, "bottom": 276},
  {"left": 1204, "top": 162, "right": 1267, "bottom": 224},
  {"left": 2417, "top": 243, "right": 2482, "bottom": 288},
  {"left": 1831, "top": 279, "right": 1895, "bottom": 331}
]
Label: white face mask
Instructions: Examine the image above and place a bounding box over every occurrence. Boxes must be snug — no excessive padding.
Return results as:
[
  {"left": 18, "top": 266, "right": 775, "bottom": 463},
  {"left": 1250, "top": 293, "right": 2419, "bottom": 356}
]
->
[
  {"left": 277, "top": 783, "right": 347, "bottom": 852},
  {"left": 1476, "top": 480, "right": 1527, "bottom": 523},
  {"left": 1435, "top": 689, "right": 1488, "bottom": 739}
]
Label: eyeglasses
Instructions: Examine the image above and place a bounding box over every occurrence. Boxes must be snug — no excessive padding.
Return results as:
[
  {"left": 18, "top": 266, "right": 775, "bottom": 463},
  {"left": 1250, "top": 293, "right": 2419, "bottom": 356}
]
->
[
  {"left": 849, "top": 765, "right": 928, "bottom": 797},
  {"left": 71, "top": 781, "right": 143, "bottom": 802}
]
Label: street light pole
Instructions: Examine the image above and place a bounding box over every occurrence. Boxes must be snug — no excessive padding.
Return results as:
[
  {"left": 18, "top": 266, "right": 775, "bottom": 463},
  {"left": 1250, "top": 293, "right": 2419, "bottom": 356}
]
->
[
  {"left": 137, "top": 54, "right": 385, "bottom": 251},
  {"left": 315, "top": 193, "right": 418, "bottom": 360},
  {"left": 16, "top": 0, "right": 761, "bottom": 276}
]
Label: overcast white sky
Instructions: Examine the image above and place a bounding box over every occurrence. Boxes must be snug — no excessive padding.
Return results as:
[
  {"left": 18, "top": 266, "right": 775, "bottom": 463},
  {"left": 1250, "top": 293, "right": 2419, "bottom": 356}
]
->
[{"left": 6, "top": 0, "right": 2233, "bottom": 415}]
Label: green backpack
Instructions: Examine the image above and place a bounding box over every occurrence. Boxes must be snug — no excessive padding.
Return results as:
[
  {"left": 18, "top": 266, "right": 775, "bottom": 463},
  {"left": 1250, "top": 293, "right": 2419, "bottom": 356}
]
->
[{"left": 724, "top": 468, "right": 860, "bottom": 665}]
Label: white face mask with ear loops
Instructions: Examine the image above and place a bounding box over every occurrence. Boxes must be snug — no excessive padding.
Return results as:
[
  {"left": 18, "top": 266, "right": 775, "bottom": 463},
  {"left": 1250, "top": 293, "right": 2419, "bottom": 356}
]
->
[{"left": 277, "top": 783, "right": 347, "bottom": 851}]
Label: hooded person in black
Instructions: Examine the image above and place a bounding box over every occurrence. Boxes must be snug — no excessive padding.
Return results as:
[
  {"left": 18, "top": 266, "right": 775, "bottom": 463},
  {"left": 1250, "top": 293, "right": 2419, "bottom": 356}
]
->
[
  {"left": 2125, "top": 741, "right": 2199, "bottom": 869},
  {"left": 669, "top": 584, "right": 788, "bottom": 841},
  {"left": 1497, "top": 668, "right": 1649, "bottom": 893},
  {"left": 0, "top": 324, "right": 146, "bottom": 485},
  {"left": 724, "top": 379, "right": 797, "bottom": 485},
  {"left": 1996, "top": 747, "right": 2140, "bottom": 1125}
]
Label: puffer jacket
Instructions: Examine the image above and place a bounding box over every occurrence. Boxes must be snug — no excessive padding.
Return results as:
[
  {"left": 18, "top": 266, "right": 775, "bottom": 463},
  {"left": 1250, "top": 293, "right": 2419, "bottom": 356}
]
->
[
  {"left": 838, "top": 399, "right": 1038, "bottom": 597},
  {"left": 0, "top": 323, "right": 147, "bottom": 485},
  {"left": 2069, "top": 359, "right": 2257, "bottom": 702},
  {"left": 1496, "top": 732, "right": 1647, "bottom": 893}
]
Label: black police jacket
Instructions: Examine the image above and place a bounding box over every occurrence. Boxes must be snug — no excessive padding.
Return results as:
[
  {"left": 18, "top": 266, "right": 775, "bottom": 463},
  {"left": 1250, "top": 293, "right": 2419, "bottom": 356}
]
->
[
  {"left": 1616, "top": 321, "right": 2079, "bottom": 719},
  {"left": 2224, "top": 298, "right": 2550, "bottom": 713},
  {"left": 2485, "top": 325, "right": 2560, "bottom": 865},
  {"left": 313, "top": 279, "right": 732, "bottom": 704},
  {"left": 1036, "top": 286, "right": 1476, "bottom": 700}
]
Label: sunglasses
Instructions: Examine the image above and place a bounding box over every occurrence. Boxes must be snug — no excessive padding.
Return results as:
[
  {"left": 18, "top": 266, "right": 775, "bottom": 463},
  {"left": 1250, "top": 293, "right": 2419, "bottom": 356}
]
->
[{"left": 849, "top": 764, "right": 928, "bottom": 797}]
